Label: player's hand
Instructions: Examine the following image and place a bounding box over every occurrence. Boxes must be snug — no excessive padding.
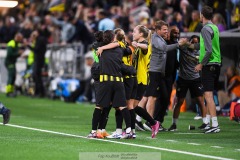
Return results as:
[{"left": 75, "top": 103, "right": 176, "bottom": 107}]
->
[
  {"left": 178, "top": 38, "right": 188, "bottom": 46},
  {"left": 132, "top": 41, "right": 138, "bottom": 48},
  {"left": 97, "top": 47, "right": 103, "bottom": 56},
  {"left": 195, "top": 64, "right": 203, "bottom": 72}
]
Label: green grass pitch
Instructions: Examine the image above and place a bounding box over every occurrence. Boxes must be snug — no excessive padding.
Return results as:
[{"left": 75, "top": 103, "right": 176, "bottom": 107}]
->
[{"left": 0, "top": 94, "right": 239, "bottom": 160}]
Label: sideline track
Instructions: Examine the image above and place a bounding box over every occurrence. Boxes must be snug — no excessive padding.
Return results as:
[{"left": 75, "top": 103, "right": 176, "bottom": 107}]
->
[{"left": 1, "top": 123, "right": 234, "bottom": 160}]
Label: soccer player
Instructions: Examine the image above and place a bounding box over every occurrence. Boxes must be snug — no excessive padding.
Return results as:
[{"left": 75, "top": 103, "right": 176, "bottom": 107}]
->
[
  {"left": 189, "top": 6, "right": 222, "bottom": 133},
  {"left": 131, "top": 25, "right": 160, "bottom": 138},
  {"left": 88, "top": 31, "right": 110, "bottom": 138},
  {"left": 88, "top": 30, "right": 132, "bottom": 139},
  {"left": 0, "top": 102, "right": 11, "bottom": 124},
  {"left": 168, "top": 35, "right": 207, "bottom": 131}
]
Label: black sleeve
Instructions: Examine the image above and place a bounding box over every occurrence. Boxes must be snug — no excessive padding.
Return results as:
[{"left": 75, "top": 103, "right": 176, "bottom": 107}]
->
[
  {"left": 140, "top": 40, "right": 148, "bottom": 55},
  {"left": 123, "top": 46, "right": 132, "bottom": 56}
]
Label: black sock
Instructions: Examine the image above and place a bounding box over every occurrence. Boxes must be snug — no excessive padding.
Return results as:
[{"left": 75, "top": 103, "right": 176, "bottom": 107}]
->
[
  {"left": 92, "top": 108, "right": 102, "bottom": 131},
  {"left": 121, "top": 108, "right": 131, "bottom": 129},
  {"left": 129, "top": 109, "right": 136, "bottom": 129},
  {"left": 98, "top": 107, "right": 111, "bottom": 130},
  {"left": 115, "top": 109, "right": 123, "bottom": 129},
  {"left": 134, "top": 106, "right": 156, "bottom": 125}
]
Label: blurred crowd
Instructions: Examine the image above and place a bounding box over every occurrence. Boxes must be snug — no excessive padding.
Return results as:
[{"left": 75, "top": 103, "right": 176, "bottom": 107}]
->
[{"left": 0, "top": 0, "right": 240, "bottom": 51}]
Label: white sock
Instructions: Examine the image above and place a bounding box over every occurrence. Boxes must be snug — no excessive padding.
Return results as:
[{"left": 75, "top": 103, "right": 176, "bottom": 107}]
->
[
  {"left": 202, "top": 117, "right": 206, "bottom": 124},
  {"left": 125, "top": 127, "right": 131, "bottom": 134},
  {"left": 211, "top": 117, "right": 219, "bottom": 127},
  {"left": 91, "top": 130, "right": 96, "bottom": 133},
  {"left": 132, "top": 129, "right": 135, "bottom": 133},
  {"left": 116, "top": 129, "right": 122, "bottom": 134},
  {"left": 205, "top": 114, "right": 211, "bottom": 124},
  {"left": 97, "top": 129, "right": 101, "bottom": 132},
  {"left": 136, "top": 115, "right": 142, "bottom": 122},
  {"left": 172, "top": 118, "right": 178, "bottom": 124},
  {"left": 101, "top": 129, "right": 106, "bottom": 132}
]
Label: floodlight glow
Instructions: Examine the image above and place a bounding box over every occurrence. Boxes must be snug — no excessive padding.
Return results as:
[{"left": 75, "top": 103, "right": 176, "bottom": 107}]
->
[{"left": 0, "top": 1, "right": 18, "bottom": 8}]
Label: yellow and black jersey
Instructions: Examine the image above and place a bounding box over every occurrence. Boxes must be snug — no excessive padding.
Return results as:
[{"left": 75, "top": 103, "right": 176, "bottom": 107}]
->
[
  {"left": 118, "top": 41, "right": 133, "bottom": 66},
  {"left": 132, "top": 40, "right": 151, "bottom": 85}
]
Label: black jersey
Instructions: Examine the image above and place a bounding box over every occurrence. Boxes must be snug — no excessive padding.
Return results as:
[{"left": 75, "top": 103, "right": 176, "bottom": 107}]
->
[{"left": 100, "top": 47, "right": 124, "bottom": 77}]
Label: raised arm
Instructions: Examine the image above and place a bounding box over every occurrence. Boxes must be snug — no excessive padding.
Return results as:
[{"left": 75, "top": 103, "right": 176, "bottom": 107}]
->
[
  {"left": 97, "top": 42, "right": 119, "bottom": 56},
  {"left": 132, "top": 41, "right": 148, "bottom": 50}
]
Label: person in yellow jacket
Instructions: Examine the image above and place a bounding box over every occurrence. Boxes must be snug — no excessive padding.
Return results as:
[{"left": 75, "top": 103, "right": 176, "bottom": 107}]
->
[{"left": 4, "top": 33, "right": 24, "bottom": 97}]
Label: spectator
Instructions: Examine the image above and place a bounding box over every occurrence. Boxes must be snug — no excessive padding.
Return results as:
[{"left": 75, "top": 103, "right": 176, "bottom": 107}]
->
[
  {"left": 46, "top": 13, "right": 76, "bottom": 44},
  {"left": 188, "top": 10, "right": 203, "bottom": 32},
  {"left": 226, "top": 66, "right": 240, "bottom": 99},
  {"left": 170, "top": 12, "right": 184, "bottom": 32},
  {"left": 20, "top": 20, "right": 33, "bottom": 39},
  {"left": 218, "top": 66, "right": 240, "bottom": 110},
  {"left": 213, "top": 13, "right": 227, "bottom": 32},
  {"left": 98, "top": 10, "right": 115, "bottom": 31},
  {"left": 180, "top": 0, "right": 193, "bottom": 31},
  {"left": 0, "top": 16, "right": 19, "bottom": 43}
]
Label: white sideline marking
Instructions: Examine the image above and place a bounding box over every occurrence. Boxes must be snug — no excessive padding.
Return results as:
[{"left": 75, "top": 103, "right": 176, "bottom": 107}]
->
[
  {"left": 2, "top": 123, "right": 234, "bottom": 160},
  {"left": 235, "top": 149, "right": 240, "bottom": 151},
  {"left": 211, "top": 146, "right": 223, "bottom": 149},
  {"left": 175, "top": 133, "right": 203, "bottom": 135},
  {"left": 187, "top": 143, "right": 201, "bottom": 146},
  {"left": 166, "top": 140, "right": 178, "bottom": 142}
]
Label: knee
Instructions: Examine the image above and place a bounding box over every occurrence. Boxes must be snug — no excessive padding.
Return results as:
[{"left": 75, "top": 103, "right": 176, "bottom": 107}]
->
[{"left": 176, "top": 98, "right": 184, "bottom": 107}]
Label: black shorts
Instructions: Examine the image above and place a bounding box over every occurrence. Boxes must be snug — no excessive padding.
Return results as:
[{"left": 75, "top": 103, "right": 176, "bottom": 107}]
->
[
  {"left": 145, "top": 72, "right": 164, "bottom": 97},
  {"left": 202, "top": 65, "right": 220, "bottom": 92},
  {"left": 176, "top": 77, "right": 203, "bottom": 98},
  {"left": 135, "top": 82, "right": 147, "bottom": 101},
  {"left": 124, "top": 77, "right": 137, "bottom": 100},
  {"left": 96, "top": 81, "right": 126, "bottom": 108}
]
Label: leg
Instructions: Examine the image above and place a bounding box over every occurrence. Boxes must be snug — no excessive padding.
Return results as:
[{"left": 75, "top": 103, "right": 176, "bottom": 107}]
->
[
  {"left": 173, "top": 97, "right": 185, "bottom": 119},
  {"left": 87, "top": 106, "right": 103, "bottom": 138},
  {"left": 196, "top": 96, "right": 207, "bottom": 119},
  {"left": 155, "top": 78, "right": 170, "bottom": 123},
  {"left": 146, "top": 96, "right": 157, "bottom": 117},
  {"left": 168, "top": 97, "right": 184, "bottom": 131}
]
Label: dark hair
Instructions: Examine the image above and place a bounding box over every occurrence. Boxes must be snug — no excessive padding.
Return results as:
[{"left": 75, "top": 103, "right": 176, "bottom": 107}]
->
[
  {"left": 189, "top": 35, "right": 200, "bottom": 42},
  {"left": 155, "top": 20, "right": 168, "bottom": 30},
  {"left": 136, "top": 25, "right": 149, "bottom": 38},
  {"left": 99, "top": 11, "right": 108, "bottom": 17},
  {"left": 201, "top": 5, "right": 213, "bottom": 20},
  {"left": 114, "top": 28, "right": 125, "bottom": 41},
  {"left": 103, "top": 30, "right": 114, "bottom": 44},
  {"left": 94, "top": 31, "right": 103, "bottom": 42}
]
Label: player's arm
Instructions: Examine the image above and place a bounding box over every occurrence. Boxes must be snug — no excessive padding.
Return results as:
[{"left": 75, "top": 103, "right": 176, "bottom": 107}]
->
[
  {"left": 123, "top": 46, "right": 132, "bottom": 56},
  {"left": 132, "top": 41, "right": 148, "bottom": 54},
  {"left": 195, "top": 27, "right": 213, "bottom": 72},
  {"left": 132, "top": 41, "right": 148, "bottom": 50},
  {"left": 200, "top": 27, "right": 213, "bottom": 66},
  {"left": 97, "top": 42, "right": 119, "bottom": 56}
]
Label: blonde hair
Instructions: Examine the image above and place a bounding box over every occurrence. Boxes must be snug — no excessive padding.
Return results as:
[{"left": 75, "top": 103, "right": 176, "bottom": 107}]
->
[
  {"left": 135, "top": 25, "right": 149, "bottom": 39},
  {"left": 114, "top": 28, "right": 125, "bottom": 42}
]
